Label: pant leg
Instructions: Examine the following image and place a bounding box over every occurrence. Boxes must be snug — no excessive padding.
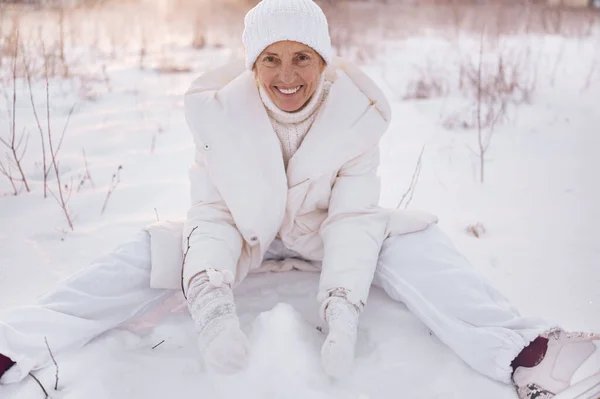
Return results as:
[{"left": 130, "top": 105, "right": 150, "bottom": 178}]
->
[
  {"left": 0, "top": 230, "right": 173, "bottom": 384},
  {"left": 373, "top": 224, "right": 555, "bottom": 384}
]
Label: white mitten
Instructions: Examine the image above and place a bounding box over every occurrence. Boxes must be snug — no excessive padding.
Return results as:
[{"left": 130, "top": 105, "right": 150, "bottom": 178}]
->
[
  {"left": 186, "top": 270, "right": 249, "bottom": 374},
  {"left": 321, "top": 294, "right": 360, "bottom": 378}
]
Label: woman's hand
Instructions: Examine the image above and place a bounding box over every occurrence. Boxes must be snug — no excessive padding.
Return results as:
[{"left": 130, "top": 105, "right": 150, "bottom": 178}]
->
[
  {"left": 321, "top": 295, "right": 360, "bottom": 378},
  {"left": 186, "top": 270, "right": 249, "bottom": 374}
]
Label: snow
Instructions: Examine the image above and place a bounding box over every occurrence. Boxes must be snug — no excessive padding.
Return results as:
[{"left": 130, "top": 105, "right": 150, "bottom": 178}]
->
[{"left": 1, "top": 4, "right": 599, "bottom": 399}]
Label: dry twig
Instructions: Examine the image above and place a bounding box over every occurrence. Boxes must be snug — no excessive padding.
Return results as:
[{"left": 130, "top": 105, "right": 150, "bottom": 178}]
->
[
  {"left": 28, "top": 372, "right": 49, "bottom": 398},
  {"left": 76, "top": 149, "right": 95, "bottom": 192},
  {"left": 181, "top": 226, "right": 199, "bottom": 299},
  {"left": 397, "top": 145, "right": 425, "bottom": 210},
  {"left": 23, "top": 45, "right": 49, "bottom": 197},
  {"left": 44, "top": 337, "right": 59, "bottom": 391},
  {"left": 40, "top": 39, "right": 76, "bottom": 229},
  {"left": 101, "top": 165, "right": 123, "bottom": 215}
]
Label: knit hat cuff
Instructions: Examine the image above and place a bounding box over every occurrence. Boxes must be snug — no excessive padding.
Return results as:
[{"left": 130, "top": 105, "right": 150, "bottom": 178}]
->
[{"left": 243, "top": 5, "right": 332, "bottom": 69}]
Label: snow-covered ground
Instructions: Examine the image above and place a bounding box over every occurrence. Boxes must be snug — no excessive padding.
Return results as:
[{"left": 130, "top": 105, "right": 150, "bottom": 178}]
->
[{"left": 1, "top": 3, "right": 599, "bottom": 398}]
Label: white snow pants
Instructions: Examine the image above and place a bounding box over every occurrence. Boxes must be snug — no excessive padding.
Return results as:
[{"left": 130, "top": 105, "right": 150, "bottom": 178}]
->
[{"left": 0, "top": 225, "right": 552, "bottom": 385}]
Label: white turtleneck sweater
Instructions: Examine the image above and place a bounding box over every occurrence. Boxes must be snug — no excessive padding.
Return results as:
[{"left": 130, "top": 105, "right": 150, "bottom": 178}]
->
[{"left": 259, "top": 76, "right": 331, "bottom": 169}]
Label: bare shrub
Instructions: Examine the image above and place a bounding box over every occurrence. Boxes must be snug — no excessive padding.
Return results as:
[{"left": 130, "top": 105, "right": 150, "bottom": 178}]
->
[
  {"left": 459, "top": 49, "right": 535, "bottom": 106},
  {"left": 541, "top": 6, "right": 565, "bottom": 35},
  {"left": 32, "top": 45, "right": 77, "bottom": 229},
  {"left": 23, "top": 44, "right": 50, "bottom": 197},
  {"left": 191, "top": 10, "right": 207, "bottom": 50},
  {"left": 474, "top": 36, "right": 494, "bottom": 184},
  {"left": 0, "top": 15, "right": 21, "bottom": 70},
  {"left": 321, "top": 1, "right": 381, "bottom": 62},
  {"left": 403, "top": 66, "right": 448, "bottom": 101},
  {"left": 381, "top": 61, "right": 448, "bottom": 102},
  {"left": 56, "top": 4, "right": 68, "bottom": 77},
  {"left": 0, "top": 28, "right": 30, "bottom": 195},
  {"left": 447, "top": 33, "right": 538, "bottom": 182}
]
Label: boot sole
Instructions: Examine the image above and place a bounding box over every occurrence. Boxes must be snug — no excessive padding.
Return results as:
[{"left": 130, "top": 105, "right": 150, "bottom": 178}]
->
[{"left": 554, "top": 372, "right": 600, "bottom": 399}]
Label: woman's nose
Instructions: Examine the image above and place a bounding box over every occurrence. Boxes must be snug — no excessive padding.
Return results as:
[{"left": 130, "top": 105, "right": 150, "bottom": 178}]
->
[{"left": 278, "top": 64, "right": 296, "bottom": 84}]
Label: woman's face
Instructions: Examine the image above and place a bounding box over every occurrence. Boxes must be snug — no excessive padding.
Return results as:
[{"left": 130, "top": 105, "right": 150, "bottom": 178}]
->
[{"left": 254, "top": 41, "right": 326, "bottom": 112}]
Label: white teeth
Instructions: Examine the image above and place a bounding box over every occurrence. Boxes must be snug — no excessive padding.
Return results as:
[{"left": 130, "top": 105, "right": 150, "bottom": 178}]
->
[{"left": 278, "top": 86, "right": 301, "bottom": 95}]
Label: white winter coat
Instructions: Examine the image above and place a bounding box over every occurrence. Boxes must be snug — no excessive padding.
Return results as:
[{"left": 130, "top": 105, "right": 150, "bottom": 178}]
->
[{"left": 147, "top": 57, "right": 438, "bottom": 308}]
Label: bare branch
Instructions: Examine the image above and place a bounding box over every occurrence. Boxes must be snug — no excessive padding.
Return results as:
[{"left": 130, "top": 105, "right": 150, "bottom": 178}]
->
[
  {"left": 181, "top": 226, "right": 199, "bottom": 300},
  {"left": 53, "top": 104, "right": 77, "bottom": 159},
  {"left": 0, "top": 159, "right": 18, "bottom": 195},
  {"left": 76, "top": 148, "right": 95, "bottom": 193},
  {"left": 44, "top": 52, "right": 74, "bottom": 230},
  {"left": 44, "top": 337, "right": 59, "bottom": 391},
  {"left": 64, "top": 176, "right": 74, "bottom": 204},
  {"left": 28, "top": 372, "right": 49, "bottom": 398},
  {"left": 24, "top": 48, "right": 49, "bottom": 198},
  {"left": 101, "top": 165, "right": 123, "bottom": 215},
  {"left": 477, "top": 31, "right": 484, "bottom": 184},
  {"left": 16, "top": 126, "right": 28, "bottom": 153},
  {"left": 396, "top": 145, "right": 425, "bottom": 210},
  {"left": 1, "top": 30, "right": 31, "bottom": 193},
  {"left": 11, "top": 28, "right": 17, "bottom": 154},
  {"left": 82, "top": 149, "right": 94, "bottom": 188}
]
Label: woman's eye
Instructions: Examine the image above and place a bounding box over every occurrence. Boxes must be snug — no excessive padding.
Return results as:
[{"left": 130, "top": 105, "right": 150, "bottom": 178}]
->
[
  {"left": 297, "top": 54, "right": 309, "bottom": 61},
  {"left": 264, "top": 56, "right": 275, "bottom": 63}
]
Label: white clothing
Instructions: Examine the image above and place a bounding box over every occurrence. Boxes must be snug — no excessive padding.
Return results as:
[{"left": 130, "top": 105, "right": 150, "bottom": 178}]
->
[
  {"left": 186, "top": 273, "right": 249, "bottom": 374},
  {"left": 321, "top": 295, "right": 359, "bottom": 378},
  {"left": 0, "top": 225, "right": 551, "bottom": 385},
  {"left": 181, "top": 58, "right": 437, "bottom": 309}
]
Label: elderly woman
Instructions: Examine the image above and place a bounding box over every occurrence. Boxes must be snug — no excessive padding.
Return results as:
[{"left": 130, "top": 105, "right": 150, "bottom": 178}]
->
[{"left": 0, "top": 1, "right": 598, "bottom": 398}]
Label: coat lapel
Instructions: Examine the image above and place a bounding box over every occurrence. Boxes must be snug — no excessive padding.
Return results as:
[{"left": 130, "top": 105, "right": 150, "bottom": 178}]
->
[{"left": 198, "top": 71, "right": 288, "bottom": 244}]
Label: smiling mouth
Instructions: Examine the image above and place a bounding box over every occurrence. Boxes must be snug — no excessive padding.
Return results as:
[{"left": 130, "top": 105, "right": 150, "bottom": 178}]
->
[{"left": 276, "top": 85, "right": 303, "bottom": 95}]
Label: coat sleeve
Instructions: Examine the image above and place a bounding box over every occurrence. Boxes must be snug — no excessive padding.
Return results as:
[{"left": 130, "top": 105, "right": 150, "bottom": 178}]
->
[
  {"left": 182, "top": 148, "right": 244, "bottom": 291},
  {"left": 318, "top": 145, "right": 388, "bottom": 311}
]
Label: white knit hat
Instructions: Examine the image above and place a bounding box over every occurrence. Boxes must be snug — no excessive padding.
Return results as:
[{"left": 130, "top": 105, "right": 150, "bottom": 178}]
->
[{"left": 242, "top": 0, "right": 333, "bottom": 70}]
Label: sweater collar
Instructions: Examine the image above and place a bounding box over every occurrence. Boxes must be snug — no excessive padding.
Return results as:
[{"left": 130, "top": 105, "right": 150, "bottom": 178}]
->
[{"left": 258, "top": 74, "right": 326, "bottom": 125}]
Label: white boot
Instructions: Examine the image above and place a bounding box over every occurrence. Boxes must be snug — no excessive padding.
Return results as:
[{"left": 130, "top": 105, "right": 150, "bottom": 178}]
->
[
  {"left": 186, "top": 270, "right": 249, "bottom": 374},
  {"left": 513, "top": 329, "right": 600, "bottom": 399},
  {"left": 320, "top": 293, "right": 360, "bottom": 378}
]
